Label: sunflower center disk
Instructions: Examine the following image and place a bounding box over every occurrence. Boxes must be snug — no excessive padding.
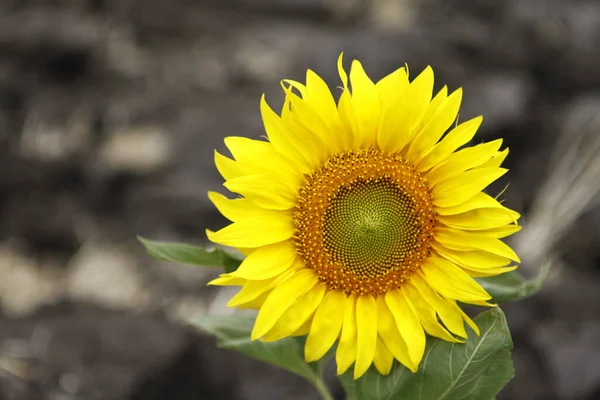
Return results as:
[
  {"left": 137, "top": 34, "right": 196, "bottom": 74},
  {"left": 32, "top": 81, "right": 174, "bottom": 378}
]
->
[
  {"left": 293, "top": 150, "right": 437, "bottom": 295},
  {"left": 325, "top": 179, "right": 420, "bottom": 278}
]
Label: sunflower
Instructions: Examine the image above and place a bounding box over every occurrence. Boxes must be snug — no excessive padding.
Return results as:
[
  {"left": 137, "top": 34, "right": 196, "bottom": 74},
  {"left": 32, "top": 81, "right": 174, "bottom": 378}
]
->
[{"left": 207, "top": 54, "right": 520, "bottom": 379}]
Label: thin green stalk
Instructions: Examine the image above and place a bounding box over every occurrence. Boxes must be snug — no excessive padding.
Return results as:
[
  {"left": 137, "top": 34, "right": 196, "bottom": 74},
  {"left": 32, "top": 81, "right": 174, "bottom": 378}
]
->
[{"left": 312, "top": 375, "right": 335, "bottom": 400}]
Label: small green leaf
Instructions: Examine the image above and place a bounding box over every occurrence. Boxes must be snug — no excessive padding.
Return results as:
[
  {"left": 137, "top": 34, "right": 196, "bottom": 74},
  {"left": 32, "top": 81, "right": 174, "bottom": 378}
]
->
[
  {"left": 339, "top": 308, "right": 514, "bottom": 400},
  {"left": 138, "top": 236, "right": 243, "bottom": 272},
  {"left": 477, "top": 262, "right": 551, "bottom": 303},
  {"left": 218, "top": 248, "right": 245, "bottom": 273},
  {"left": 192, "top": 314, "right": 320, "bottom": 382}
]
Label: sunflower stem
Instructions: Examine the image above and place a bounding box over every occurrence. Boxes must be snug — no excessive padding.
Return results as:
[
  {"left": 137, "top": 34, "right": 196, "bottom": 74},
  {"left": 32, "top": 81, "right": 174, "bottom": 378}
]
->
[{"left": 312, "top": 375, "right": 335, "bottom": 400}]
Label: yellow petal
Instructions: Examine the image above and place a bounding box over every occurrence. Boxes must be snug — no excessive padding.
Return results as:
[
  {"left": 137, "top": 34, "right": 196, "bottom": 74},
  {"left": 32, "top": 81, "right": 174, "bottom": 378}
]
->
[
  {"left": 376, "top": 67, "right": 408, "bottom": 111},
  {"left": 262, "top": 282, "right": 326, "bottom": 342},
  {"left": 432, "top": 242, "right": 512, "bottom": 269},
  {"left": 406, "top": 88, "right": 462, "bottom": 162},
  {"left": 224, "top": 136, "right": 302, "bottom": 185},
  {"left": 437, "top": 207, "right": 520, "bottom": 230},
  {"left": 237, "top": 290, "right": 269, "bottom": 309},
  {"left": 231, "top": 241, "right": 297, "bottom": 280},
  {"left": 373, "top": 337, "right": 394, "bottom": 375},
  {"left": 305, "top": 290, "right": 346, "bottom": 362},
  {"left": 377, "top": 66, "right": 434, "bottom": 153},
  {"left": 336, "top": 53, "right": 361, "bottom": 148},
  {"left": 338, "top": 89, "right": 359, "bottom": 149},
  {"left": 336, "top": 294, "right": 358, "bottom": 375},
  {"left": 227, "top": 277, "right": 277, "bottom": 307},
  {"left": 260, "top": 95, "right": 313, "bottom": 175},
  {"left": 337, "top": 52, "right": 349, "bottom": 88},
  {"left": 349, "top": 60, "right": 380, "bottom": 148},
  {"left": 404, "top": 284, "right": 462, "bottom": 343},
  {"left": 282, "top": 89, "right": 333, "bottom": 158},
  {"left": 214, "top": 150, "right": 244, "bottom": 181},
  {"left": 206, "top": 213, "right": 294, "bottom": 248},
  {"left": 385, "top": 289, "right": 426, "bottom": 367},
  {"left": 426, "top": 139, "right": 504, "bottom": 186},
  {"left": 280, "top": 85, "right": 329, "bottom": 161},
  {"left": 417, "top": 116, "right": 483, "bottom": 172},
  {"left": 305, "top": 69, "right": 343, "bottom": 140},
  {"left": 208, "top": 274, "right": 246, "bottom": 287},
  {"left": 435, "top": 228, "right": 520, "bottom": 262},
  {"left": 421, "top": 256, "right": 492, "bottom": 302},
  {"left": 404, "top": 66, "right": 436, "bottom": 138},
  {"left": 478, "top": 148, "right": 509, "bottom": 169},
  {"left": 432, "top": 167, "right": 508, "bottom": 208},
  {"left": 251, "top": 269, "right": 318, "bottom": 340},
  {"left": 447, "top": 298, "right": 481, "bottom": 335},
  {"left": 281, "top": 78, "right": 307, "bottom": 97},
  {"left": 436, "top": 192, "right": 515, "bottom": 216},
  {"left": 411, "top": 273, "right": 468, "bottom": 338},
  {"left": 475, "top": 224, "right": 522, "bottom": 238},
  {"left": 292, "top": 315, "right": 313, "bottom": 337},
  {"left": 376, "top": 296, "right": 416, "bottom": 371},
  {"left": 417, "top": 85, "right": 448, "bottom": 132},
  {"left": 228, "top": 268, "right": 300, "bottom": 307},
  {"left": 237, "top": 247, "right": 254, "bottom": 256},
  {"left": 354, "top": 294, "right": 378, "bottom": 379},
  {"left": 462, "top": 265, "right": 518, "bottom": 278},
  {"left": 224, "top": 174, "right": 297, "bottom": 211},
  {"left": 208, "top": 191, "right": 268, "bottom": 222}
]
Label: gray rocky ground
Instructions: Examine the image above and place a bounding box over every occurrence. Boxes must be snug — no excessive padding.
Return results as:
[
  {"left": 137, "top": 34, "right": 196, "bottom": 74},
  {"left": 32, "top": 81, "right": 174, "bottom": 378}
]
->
[{"left": 1, "top": 0, "right": 600, "bottom": 399}]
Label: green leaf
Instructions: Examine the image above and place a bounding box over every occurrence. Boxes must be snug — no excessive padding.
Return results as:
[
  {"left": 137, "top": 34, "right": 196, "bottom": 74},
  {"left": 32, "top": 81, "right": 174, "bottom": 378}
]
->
[
  {"left": 192, "top": 314, "right": 320, "bottom": 382},
  {"left": 218, "top": 247, "right": 246, "bottom": 273},
  {"left": 138, "top": 236, "right": 243, "bottom": 272},
  {"left": 339, "top": 308, "right": 514, "bottom": 400},
  {"left": 477, "top": 262, "right": 551, "bottom": 303}
]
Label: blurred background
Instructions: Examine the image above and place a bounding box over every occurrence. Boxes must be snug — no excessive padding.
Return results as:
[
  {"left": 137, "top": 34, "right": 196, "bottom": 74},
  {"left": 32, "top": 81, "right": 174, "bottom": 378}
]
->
[{"left": 1, "top": 0, "right": 600, "bottom": 399}]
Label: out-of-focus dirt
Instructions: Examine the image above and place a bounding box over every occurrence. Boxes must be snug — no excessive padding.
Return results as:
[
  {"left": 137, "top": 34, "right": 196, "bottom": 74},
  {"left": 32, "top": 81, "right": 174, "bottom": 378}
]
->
[{"left": 1, "top": 0, "right": 599, "bottom": 399}]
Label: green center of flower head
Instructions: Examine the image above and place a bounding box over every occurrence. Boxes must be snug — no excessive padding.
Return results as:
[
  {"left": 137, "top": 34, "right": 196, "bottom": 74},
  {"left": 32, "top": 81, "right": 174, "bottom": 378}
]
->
[
  {"left": 293, "top": 149, "right": 436, "bottom": 295},
  {"left": 324, "top": 179, "right": 420, "bottom": 279}
]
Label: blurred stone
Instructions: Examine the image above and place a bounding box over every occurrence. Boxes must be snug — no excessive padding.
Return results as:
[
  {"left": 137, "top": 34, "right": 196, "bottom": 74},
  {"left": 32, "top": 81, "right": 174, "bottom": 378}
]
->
[
  {"left": 536, "top": 320, "right": 600, "bottom": 399},
  {"left": 461, "top": 72, "right": 534, "bottom": 132},
  {"left": 99, "top": 125, "right": 173, "bottom": 174},
  {"left": 232, "top": 34, "right": 293, "bottom": 83},
  {"left": 0, "top": 303, "right": 190, "bottom": 400},
  {"left": 190, "top": 42, "right": 232, "bottom": 91},
  {"left": 207, "top": 286, "right": 248, "bottom": 316},
  {"left": 148, "top": 257, "right": 216, "bottom": 293},
  {"left": 104, "top": 26, "right": 148, "bottom": 78},
  {"left": 0, "top": 301, "right": 324, "bottom": 400},
  {"left": 368, "top": 0, "right": 419, "bottom": 32},
  {"left": 0, "top": 242, "right": 64, "bottom": 317},
  {"left": 165, "top": 295, "right": 209, "bottom": 324},
  {"left": 0, "top": 370, "right": 45, "bottom": 400},
  {"left": 66, "top": 241, "right": 151, "bottom": 309},
  {"left": 0, "top": 9, "right": 106, "bottom": 52},
  {"left": 541, "top": 266, "right": 600, "bottom": 322},
  {"left": 59, "top": 372, "right": 80, "bottom": 394},
  {"left": 329, "top": 0, "right": 364, "bottom": 20},
  {"left": 0, "top": 186, "right": 87, "bottom": 257},
  {"left": 508, "top": 0, "right": 600, "bottom": 87},
  {"left": 560, "top": 95, "right": 600, "bottom": 136},
  {"left": 0, "top": 0, "right": 599, "bottom": 398},
  {"left": 498, "top": 342, "right": 549, "bottom": 400},
  {"left": 513, "top": 96, "right": 600, "bottom": 269},
  {"left": 19, "top": 99, "right": 93, "bottom": 162},
  {"left": 234, "top": 0, "right": 336, "bottom": 17}
]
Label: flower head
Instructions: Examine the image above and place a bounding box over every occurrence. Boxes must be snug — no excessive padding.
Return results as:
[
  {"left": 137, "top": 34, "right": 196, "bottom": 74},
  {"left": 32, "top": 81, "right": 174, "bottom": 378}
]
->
[{"left": 207, "top": 54, "right": 520, "bottom": 379}]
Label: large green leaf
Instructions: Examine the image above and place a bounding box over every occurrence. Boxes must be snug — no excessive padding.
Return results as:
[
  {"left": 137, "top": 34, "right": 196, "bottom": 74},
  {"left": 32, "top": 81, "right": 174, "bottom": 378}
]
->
[
  {"left": 477, "top": 262, "right": 550, "bottom": 303},
  {"left": 138, "top": 236, "right": 243, "bottom": 273},
  {"left": 339, "top": 308, "right": 514, "bottom": 400},
  {"left": 192, "top": 314, "right": 320, "bottom": 382}
]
